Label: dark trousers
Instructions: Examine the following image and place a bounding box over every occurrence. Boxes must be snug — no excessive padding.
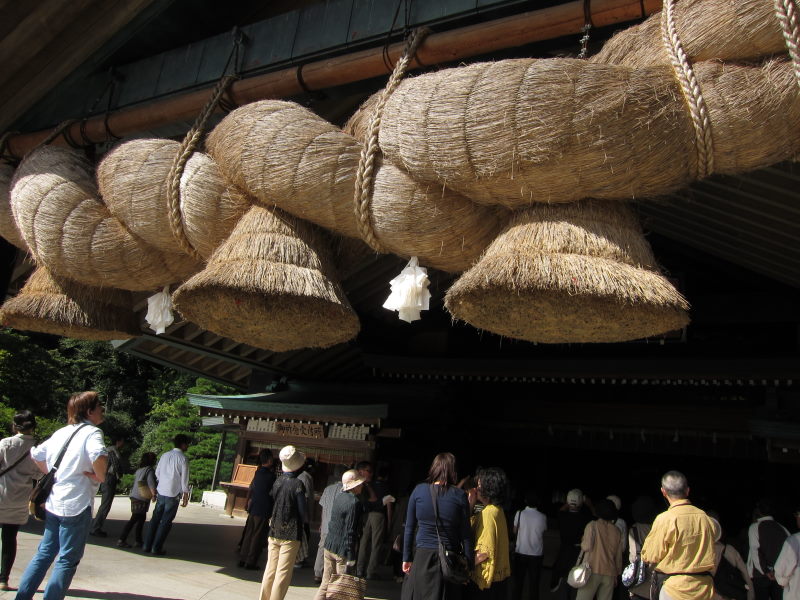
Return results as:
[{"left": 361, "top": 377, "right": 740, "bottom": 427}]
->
[
  {"left": 240, "top": 514, "right": 269, "bottom": 566},
  {"left": 513, "top": 553, "right": 543, "bottom": 600},
  {"left": 143, "top": 494, "right": 180, "bottom": 553},
  {"left": 466, "top": 578, "right": 509, "bottom": 600},
  {"left": 119, "top": 500, "right": 149, "bottom": 545},
  {"left": 754, "top": 575, "right": 783, "bottom": 600},
  {"left": 91, "top": 475, "right": 118, "bottom": 532},
  {"left": 0, "top": 523, "right": 20, "bottom": 583}
]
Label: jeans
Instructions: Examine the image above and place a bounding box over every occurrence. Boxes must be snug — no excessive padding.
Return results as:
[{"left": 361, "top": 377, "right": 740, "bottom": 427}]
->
[
  {"left": 143, "top": 494, "right": 180, "bottom": 553},
  {"left": 14, "top": 507, "right": 92, "bottom": 600},
  {"left": 1, "top": 523, "right": 20, "bottom": 584}
]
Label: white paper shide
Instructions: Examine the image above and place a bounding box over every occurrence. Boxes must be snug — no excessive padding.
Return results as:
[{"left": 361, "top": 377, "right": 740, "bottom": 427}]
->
[
  {"left": 145, "top": 286, "right": 174, "bottom": 335},
  {"left": 383, "top": 257, "right": 431, "bottom": 323}
]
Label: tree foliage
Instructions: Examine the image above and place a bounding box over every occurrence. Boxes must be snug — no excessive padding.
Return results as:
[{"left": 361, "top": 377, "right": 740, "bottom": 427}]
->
[{"left": 0, "top": 329, "right": 240, "bottom": 498}]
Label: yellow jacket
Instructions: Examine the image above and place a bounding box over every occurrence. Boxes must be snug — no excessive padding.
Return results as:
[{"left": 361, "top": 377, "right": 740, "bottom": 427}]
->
[{"left": 471, "top": 504, "right": 512, "bottom": 590}]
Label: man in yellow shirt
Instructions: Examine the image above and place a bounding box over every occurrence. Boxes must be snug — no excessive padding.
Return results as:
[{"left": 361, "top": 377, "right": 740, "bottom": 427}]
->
[{"left": 641, "top": 471, "right": 716, "bottom": 600}]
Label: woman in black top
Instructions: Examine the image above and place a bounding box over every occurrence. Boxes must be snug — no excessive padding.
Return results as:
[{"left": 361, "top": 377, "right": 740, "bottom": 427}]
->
[
  {"left": 402, "top": 452, "right": 474, "bottom": 600},
  {"left": 259, "top": 445, "right": 307, "bottom": 600},
  {"left": 314, "top": 469, "right": 365, "bottom": 600}
]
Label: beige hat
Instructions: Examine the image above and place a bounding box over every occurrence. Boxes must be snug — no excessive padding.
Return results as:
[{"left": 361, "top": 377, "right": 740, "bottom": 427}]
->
[
  {"left": 566, "top": 489, "right": 584, "bottom": 508},
  {"left": 279, "top": 445, "right": 306, "bottom": 473},
  {"left": 341, "top": 469, "right": 365, "bottom": 492}
]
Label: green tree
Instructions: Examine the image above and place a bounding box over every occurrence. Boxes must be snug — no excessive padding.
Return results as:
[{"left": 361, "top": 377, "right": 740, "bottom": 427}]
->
[{"left": 0, "top": 329, "right": 61, "bottom": 416}]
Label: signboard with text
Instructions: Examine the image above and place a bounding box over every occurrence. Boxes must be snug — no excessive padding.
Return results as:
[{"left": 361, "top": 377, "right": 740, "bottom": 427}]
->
[{"left": 275, "top": 420, "right": 325, "bottom": 439}]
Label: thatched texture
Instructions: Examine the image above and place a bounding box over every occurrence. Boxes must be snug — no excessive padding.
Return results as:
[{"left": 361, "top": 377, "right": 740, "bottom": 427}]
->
[
  {"left": 10, "top": 146, "right": 201, "bottom": 290},
  {"left": 379, "top": 58, "right": 800, "bottom": 207},
  {"left": 0, "top": 266, "right": 140, "bottom": 340},
  {"left": 206, "top": 100, "right": 505, "bottom": 272},
  {"left": 98, "top": 139, "right": 249, "bottom": 260},
  {"left": 0, "top": 163, "right": 27, "bottom": 250},
  {"left": 445, "top": 200, "right": 689, "bottom": 343},
  {"left": 592, "top": 0, "right": 790, "bottom": 67},
  {"left": 173, "top": 205, "right": 360, "bottom": 351}
]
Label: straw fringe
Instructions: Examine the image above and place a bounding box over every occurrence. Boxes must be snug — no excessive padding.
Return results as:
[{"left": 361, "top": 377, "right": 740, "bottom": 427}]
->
[
  {"left": 10, "top": 147, "right": 201, "bottom": 290},
  {"left": 378, "top": 58, "right": 799, "bottom": 207},
  {"left": 445, "top": 201, "right": 689, "bottom": 343},
  {"left": 0, "top": 266, "right": 139, "bottom": 340},
  {"left": 206, "top": 100, "right": 504, "bottom": 272},
  {"left": 173, "top": 205, "right": 360, "bottom": 351}
]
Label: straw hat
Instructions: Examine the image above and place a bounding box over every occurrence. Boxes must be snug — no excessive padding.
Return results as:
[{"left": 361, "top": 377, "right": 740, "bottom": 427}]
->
[
  {"left": 0, "top": 266, "right": 140, "bottom": 340},
  {"left": 173, "top": 204, "right": 360, "bottom": 351},
  {"left": 445, "top": 200, "right": 690, "bottom": 343},
  {"left": 279, "top": 445, "right": 306, "bottom": 473},
  {"left": 341, "top": 469, "right": 366, "bottom": 492}
]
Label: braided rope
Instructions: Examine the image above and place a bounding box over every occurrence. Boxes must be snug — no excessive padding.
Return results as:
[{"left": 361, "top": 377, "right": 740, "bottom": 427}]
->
[
  {"left": 353, "top": 27, "right": 430, "bottom": 253},
  {"left": 166, "top": 74, "right": 237, "bottom": 262},
  {"left": 660, "top": 0, "right": 714, "bottom": 179},
  {"left": 37, "top": 120, "right": 79, "bottom": 150},
  {"left": 775, "top": 0, "right": 800, "bottom": 91}
]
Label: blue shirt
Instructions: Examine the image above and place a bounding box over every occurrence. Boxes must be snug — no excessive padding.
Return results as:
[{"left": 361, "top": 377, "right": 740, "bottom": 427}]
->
[{"left": 403, "top": 483, "right": 473, "bottom": 563}]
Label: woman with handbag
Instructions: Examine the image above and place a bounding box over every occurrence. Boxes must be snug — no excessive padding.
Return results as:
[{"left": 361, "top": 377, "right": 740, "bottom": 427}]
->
[
  {"left": 466, "top": 467, "right": 512, "bottom": 599},
  {"left": 402, "top": 452, "right": 474, "bottom": 600},
  {"left": 314, "top": 469, "right": 365, "bottom": 600},
  {"left": 14, "top": 391, "right": 108, "bottom": 600},
  {"left": 117, "top": 452, "right": 157, "bottom": 548},
  {"left": 0, "top": 410, "right": 41, "bottom": 592},
  {"left": 576, "top": 499, "right": 624, "bottom": 600},
  {"left": 626, "top": 496, "right": 657, "bottom": 600}
]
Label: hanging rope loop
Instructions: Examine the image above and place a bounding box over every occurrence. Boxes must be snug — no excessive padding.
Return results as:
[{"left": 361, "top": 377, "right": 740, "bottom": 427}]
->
[
  {"left": 661, "top": 0, "right": 714, "bottom": 179},
  {"left": 353, "top": 26, "right": 430, "bottom": 253}
]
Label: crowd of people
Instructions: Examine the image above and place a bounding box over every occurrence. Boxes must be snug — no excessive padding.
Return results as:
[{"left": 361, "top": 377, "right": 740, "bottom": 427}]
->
[
  {"left": 0, "top": 395, "right": 191, "bottom": 599},
  {"left": 3, "top": 402, "right": 800, "bottom": 600}
]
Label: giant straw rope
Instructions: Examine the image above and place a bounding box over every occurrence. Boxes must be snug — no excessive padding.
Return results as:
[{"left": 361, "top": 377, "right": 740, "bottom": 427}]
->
[{"left": 2, "top": 0, "right": 799, "bottom": 346}]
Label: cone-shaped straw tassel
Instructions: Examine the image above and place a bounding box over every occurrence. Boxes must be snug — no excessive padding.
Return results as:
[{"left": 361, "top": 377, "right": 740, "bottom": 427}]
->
[
  {"left": 0, "top": 266, "right": 140, "bottom": 340},
  {"left": 173, "top": 205, "right": 360, "bottom": 351},
  {"left": 445, "top": 200, "right": 690, "bottom": 343}
]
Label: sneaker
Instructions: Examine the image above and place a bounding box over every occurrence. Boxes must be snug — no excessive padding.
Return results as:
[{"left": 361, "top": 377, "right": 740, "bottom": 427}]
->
[
  {"left": 116, "top": 540, "right": 131, "bottom": 548},
  {"left": 550, "top": 578, "right": 563, "bottom": 593}
]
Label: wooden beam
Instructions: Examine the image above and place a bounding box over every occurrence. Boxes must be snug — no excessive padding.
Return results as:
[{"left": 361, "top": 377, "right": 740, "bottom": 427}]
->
[
  {"left": 7, "top": 0, "right": 660, "bottom": 156},
  {"left": 0, "top": 0, "right": 157, "bottom": 132}
]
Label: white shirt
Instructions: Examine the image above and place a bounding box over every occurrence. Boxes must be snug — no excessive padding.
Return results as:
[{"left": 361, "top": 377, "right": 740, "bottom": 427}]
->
[
  {"left": 776, "top": 533, "right": 800, "bottom": 600},
  {"left": 30, "top": 422, "right": 106, "bottom": 517},
  {"left": 514, "top": 506, "right": 547, "bottom": 556},
  {"left": 155, "top": 448, "right": 190, "bottom": 497},
  {"left": 747, "top": 516, "right": 790, "bottom": 576}
]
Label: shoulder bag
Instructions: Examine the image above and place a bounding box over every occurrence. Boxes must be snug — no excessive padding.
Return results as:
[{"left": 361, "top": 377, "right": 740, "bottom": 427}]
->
[
  {"left": 28, "top": 424, "right": 88, "bottom": 521},
  {"left": 623, "top": 524, "right": 649, "bottom": 588},
  {"left": 325, "top": 572, "right": 366, "bottom": 600},
  {"left": 0, "top": 446, "right": 31, "bottom": 479},
  {"left": 137, "top": 467, "right": 155, "bottom": 500},
  {"left": 430, "top": 484, "right": 471, "bottom": 585},
  {"left": 568, "top": 521, "right": 594, "bottom": 588}
]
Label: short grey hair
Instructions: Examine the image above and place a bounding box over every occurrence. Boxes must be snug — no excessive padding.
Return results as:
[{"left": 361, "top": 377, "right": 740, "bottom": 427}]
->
[{"left": 661, "top": 470, "right": 689, "bottom": 499}]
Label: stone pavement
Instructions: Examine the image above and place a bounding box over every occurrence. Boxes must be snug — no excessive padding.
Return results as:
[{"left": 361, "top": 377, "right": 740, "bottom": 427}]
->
[{"left": 0, "top": 499, "right": 401, "bottom": 600}]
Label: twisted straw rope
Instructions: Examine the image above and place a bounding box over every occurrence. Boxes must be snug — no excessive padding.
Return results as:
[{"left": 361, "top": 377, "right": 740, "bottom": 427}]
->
[
  {"left": 166, "top": 74, "right": 238, "bottom": 262},
  {"left": 775, "top": 0, "right": 800, "bottom": 90},
  {"left": 353, "top": 27, "right": 430, "bottom": 254},
  {"left": 661, "top": 0, "right": 714, "bottom": 179}
]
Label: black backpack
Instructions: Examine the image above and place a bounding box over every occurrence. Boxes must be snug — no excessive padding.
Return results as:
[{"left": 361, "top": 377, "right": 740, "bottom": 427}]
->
[
  {"left": 758, "top": 520, "right": 789, "bottom": 574},
  {"left": 713, "top": 547, "right": 748, "bottom": 600}
]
